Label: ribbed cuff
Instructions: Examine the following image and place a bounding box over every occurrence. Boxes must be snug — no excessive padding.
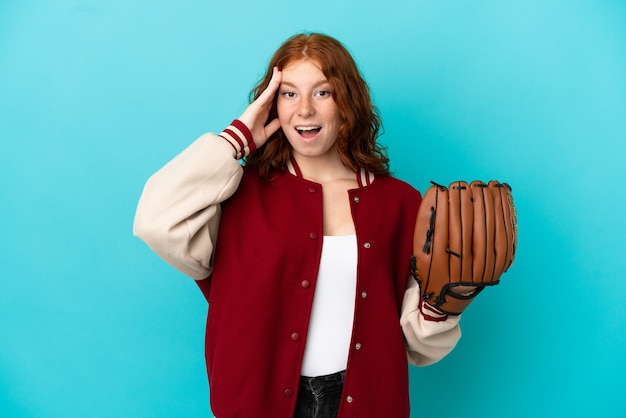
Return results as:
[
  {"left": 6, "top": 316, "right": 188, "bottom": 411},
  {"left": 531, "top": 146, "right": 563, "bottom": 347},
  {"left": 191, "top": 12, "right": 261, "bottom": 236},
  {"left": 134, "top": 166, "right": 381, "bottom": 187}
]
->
[
  {"left": 420, "top": 299, "right": 448, "bottom": 322},
  {"left": 218, "top": 119, "right": 256, "bottom": 159}
]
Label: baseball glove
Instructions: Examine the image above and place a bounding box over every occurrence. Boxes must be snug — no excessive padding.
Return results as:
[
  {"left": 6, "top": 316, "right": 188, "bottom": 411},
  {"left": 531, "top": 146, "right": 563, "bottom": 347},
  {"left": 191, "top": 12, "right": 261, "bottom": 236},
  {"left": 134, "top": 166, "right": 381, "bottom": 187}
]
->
[{"left": 411, "top": 180, "right": 517, "bottom": 315}]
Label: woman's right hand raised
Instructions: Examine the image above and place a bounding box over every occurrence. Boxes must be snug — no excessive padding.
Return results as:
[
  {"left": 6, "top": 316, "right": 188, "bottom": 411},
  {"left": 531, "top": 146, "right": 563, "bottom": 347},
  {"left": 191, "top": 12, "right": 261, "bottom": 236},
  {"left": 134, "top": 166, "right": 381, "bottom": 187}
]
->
[{"left": 238, "top": 67, "right": 283, "bottom": 149}]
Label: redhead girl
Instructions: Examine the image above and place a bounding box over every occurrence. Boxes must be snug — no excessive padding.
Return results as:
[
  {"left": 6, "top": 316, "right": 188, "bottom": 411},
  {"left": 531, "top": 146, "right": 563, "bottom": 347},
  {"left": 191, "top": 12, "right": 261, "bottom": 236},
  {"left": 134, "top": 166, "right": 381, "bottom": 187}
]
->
[{"left": 134, "top": 33, "right": 462, "bottom": 418}]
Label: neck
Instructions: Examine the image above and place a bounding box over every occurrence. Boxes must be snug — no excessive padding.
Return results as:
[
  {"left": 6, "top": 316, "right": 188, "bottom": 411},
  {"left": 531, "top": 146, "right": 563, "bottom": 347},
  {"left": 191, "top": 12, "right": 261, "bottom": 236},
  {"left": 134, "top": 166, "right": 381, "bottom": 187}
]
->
[{"left": 292, "top": 152, "right": 354, "bottom": 183}]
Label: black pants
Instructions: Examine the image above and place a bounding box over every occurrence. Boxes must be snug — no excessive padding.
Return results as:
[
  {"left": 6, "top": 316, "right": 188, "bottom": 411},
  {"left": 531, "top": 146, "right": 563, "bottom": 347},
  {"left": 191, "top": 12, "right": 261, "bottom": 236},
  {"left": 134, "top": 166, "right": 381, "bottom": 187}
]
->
[{"left": 293, "top": 371, "right": 346, "bottom": 418}]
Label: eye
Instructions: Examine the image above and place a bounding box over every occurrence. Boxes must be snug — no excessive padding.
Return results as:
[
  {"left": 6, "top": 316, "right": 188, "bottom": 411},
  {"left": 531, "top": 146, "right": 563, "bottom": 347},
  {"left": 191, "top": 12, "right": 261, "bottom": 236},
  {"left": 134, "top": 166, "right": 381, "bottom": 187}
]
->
[
  {"left": 280, "top": 91, "right": 296, "bottom": 98},
  {"left": 316, "top": 90, "right": 331, "bottom": 97}
]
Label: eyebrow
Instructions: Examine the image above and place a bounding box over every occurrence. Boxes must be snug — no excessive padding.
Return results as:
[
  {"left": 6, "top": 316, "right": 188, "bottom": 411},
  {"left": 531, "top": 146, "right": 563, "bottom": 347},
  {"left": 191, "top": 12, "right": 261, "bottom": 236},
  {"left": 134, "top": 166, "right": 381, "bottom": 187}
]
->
[{"left": 280, "top": 80, "right": 331, "bottom": 89}]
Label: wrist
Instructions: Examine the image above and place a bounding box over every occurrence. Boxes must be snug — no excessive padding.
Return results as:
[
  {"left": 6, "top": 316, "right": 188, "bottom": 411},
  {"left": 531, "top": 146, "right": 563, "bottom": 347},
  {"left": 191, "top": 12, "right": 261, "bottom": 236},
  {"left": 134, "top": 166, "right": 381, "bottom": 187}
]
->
[
  {"left": 448, "top": 285, "right": 479, "bottom": 296},
  {"left": 420, "top": 299, "right": 448, "bottom": 322},
  {"left": 218, "top": 119, "right": 256, "bottom": 159}
]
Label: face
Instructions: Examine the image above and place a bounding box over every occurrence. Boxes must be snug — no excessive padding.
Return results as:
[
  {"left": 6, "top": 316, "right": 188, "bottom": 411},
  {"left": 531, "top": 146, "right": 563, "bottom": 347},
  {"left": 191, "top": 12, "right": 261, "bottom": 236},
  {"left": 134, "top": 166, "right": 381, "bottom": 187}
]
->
[{"left": 277, "top": 59, "right": 343, "bottom": 162}]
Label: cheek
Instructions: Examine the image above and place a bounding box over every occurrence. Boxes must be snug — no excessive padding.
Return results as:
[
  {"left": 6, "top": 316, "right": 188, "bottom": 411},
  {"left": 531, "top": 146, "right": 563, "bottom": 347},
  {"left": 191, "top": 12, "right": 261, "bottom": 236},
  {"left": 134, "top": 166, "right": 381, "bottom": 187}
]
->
[
  {"left": 276, "top": 98, "right": 291, "bottom": 113},
  {"left": 328, "top": 107, "right": 343, "bottom": 128},
  {"left": 326, "top": 100, "right": 341, "bottom": 121},
  {"left": 276, "top": 103, "right": 293, "bottom": 134},
  {"left": 276, "top": 103, "right": 289, "bottom": 124}
]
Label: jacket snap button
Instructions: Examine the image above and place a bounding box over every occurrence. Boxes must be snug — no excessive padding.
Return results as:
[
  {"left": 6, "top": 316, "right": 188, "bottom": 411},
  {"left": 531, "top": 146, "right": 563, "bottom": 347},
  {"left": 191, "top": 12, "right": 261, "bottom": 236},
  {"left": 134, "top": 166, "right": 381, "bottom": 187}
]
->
[
  {"left": 309, "top": 187, "right": 317, "bottom": 193},
  {"left": 355, "top": 343, "right": 362, "bottom": 350},
  {"left": 301, "top": 280, "right": 310, "bottom": 289},
  {"left": 363, "top": 242, "right": 371, "bottom": 248},
  {"left": 309, "top": 232, "right": 318, "bottom": 240},
  {"left": 291, "top": 332, "right": 300, "bottom": 341},
  {"left": 284, "top": 388, "right": 294, "bottom": 397},
  {"left": 346, "top": 395, "right": 353, "bottom": 403},
  {"left": 361, "top": 291, "right": 368, "bottom": 298},
  {"left": 354, "top": 196, "right": 360, "bottom": 202}
]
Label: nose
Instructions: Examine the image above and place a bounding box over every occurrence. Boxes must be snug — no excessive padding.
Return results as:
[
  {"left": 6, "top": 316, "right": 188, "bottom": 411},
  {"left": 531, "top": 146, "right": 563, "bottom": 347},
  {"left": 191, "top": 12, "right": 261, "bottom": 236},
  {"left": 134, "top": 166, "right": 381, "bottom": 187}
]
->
[{"left": 297, "top": 96, "right": 314, "bottom": 117}]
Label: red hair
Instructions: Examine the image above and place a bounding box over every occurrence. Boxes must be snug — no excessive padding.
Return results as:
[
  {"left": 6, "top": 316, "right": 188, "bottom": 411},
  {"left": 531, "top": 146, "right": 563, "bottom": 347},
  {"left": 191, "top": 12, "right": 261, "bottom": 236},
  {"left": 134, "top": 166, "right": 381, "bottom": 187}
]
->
[{"left": 244, "top": 33, "right": 389, "bottom": 179}]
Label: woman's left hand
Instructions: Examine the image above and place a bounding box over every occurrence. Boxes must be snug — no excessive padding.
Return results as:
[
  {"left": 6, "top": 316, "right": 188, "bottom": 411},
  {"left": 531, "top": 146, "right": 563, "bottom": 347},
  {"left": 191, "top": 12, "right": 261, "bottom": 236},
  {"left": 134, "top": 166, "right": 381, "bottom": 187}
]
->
[{"left": 448, "top": 285, "right": 479, "bottom": 296}]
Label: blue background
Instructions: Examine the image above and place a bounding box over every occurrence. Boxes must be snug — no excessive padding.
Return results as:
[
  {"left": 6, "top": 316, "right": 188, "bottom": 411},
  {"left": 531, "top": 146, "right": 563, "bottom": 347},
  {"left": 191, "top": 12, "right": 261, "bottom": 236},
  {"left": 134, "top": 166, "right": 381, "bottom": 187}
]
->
[{"left": 2, "top": 0, "right": 625, "bottom": 417}]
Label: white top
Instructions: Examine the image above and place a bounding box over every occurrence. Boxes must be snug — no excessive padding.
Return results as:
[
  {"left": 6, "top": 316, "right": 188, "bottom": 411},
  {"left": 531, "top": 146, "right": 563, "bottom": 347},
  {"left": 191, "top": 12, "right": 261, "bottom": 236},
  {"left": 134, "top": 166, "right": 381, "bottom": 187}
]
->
[{"left": 300, "top": 235, "right": 358, "bottom": 377}]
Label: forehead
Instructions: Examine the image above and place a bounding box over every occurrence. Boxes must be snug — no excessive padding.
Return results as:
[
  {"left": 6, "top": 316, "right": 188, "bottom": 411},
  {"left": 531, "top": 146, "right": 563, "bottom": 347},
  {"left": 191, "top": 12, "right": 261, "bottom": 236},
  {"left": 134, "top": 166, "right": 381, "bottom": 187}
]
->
[{"left": 281, "top": 59, "right": 329, "bottom": 85}]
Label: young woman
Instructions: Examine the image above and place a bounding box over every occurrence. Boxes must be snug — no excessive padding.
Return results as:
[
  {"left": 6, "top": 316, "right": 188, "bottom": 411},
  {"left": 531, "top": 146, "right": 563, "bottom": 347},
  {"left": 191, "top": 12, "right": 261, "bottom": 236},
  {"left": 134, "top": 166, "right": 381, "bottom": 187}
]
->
[{"left": 134, "top": 33, "right": 462, "bottom": 418}]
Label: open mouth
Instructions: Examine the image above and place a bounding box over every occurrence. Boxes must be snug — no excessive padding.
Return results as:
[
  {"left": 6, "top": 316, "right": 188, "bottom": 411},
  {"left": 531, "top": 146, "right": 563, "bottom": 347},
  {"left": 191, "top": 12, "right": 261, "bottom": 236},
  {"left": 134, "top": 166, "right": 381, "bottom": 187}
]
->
[{"left": 296, "top": 126, "right": 321, "bottom": 139}]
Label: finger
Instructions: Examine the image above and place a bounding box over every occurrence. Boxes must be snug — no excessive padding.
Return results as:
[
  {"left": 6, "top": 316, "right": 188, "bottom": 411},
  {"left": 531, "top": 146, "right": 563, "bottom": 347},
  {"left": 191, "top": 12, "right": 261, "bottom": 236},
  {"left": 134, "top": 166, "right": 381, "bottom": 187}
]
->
[
  {"left": 250, "top": 118, "right": 281, "bottom": 149},
  {"left": 269, "top": 66, "right": 282, "bottom": 91},
  {"left": 256, "top": 67, "right": 282, "bottom": 106},
  {"left": 264, "top": 118, "right": 282, "bottom": 138}
]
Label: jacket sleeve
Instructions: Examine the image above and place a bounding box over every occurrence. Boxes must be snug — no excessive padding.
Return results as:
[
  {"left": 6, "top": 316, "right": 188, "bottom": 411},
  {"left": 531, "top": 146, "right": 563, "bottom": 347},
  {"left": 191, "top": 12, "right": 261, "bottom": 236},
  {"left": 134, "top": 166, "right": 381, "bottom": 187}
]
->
[
  {"left": 133, "top": 121, "right": 254, "bottom": 280},
  {"left": 400, "top": 277, "right": 462, "bottom": 366}
]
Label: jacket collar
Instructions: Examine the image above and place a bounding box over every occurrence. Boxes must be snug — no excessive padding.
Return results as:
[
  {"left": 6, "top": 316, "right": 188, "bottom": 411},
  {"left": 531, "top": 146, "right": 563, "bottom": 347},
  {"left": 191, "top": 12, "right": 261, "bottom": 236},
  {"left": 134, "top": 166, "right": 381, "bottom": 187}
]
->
[{"left": 286, "top": 156, "right": 375, "bottom": 188}]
